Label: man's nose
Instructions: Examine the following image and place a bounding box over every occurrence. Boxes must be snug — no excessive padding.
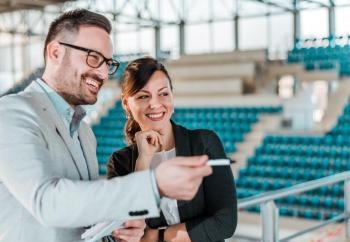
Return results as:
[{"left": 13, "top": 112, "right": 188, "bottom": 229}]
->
[{"left": 95, "top": 61, "right": 109, "bottom": 80}]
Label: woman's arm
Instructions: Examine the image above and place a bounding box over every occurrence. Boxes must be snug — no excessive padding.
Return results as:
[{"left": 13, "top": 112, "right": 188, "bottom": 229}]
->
[
  {"left": 106, "top": 147, "right": 134, "bottom": 179},
  {"left": 140, "top": 224, "right": 191, "bottom": 242},
  {"left": 164, "top": 223, "right": 191, "bottom": 242}
]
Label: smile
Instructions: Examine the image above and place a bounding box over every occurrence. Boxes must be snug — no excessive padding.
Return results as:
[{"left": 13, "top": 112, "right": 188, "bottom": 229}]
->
[
  {"left": 146, "top": 112, "right": 165, "bottom": 120},
  {"left": 85, "top": 78, "right": 100, "bottom": 93}
]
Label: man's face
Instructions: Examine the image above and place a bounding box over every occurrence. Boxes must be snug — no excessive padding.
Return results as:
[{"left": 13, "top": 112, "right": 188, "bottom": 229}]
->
[{"left": 56, "top": 26, "right": 113, "bottom": 106}]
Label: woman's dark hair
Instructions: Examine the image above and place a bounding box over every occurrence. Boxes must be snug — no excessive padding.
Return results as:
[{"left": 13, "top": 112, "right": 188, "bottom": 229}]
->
[
  {"left": 121, "top": 57, "right": 173, "bottom": 144},
  {"left": 44, "top": 9, "right": 111, "bottom": 64}
]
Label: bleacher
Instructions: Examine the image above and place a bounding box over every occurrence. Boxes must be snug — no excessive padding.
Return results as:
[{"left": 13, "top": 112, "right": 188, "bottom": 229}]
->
[
  {"left": 93, "top": 102, "right": 282, "bottom": 175},
  {"left": 287, "top": 36, "right": 350, "bottom": 76},
  {"left": 236, "top": 99, "right": 350, "bottom": 220},
  {"left": 0, "top": 68, "right": 44, "bottom": 97}
]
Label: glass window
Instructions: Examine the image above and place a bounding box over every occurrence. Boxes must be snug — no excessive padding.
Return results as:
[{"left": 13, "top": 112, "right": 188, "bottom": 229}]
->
[
  {"left": 268, "top": 13, "right": 293, "bottom": 59},
  {"left": 212, "top": 21, "right": 234, "bottom": 52},
  {"left": 185, "top": 23, "right": 210, "bottom": 54},
  {"left": 335, "top": 6, "right": 350, "bottom": 37},
  {"left": 239, "top": 17, "right": 268, "bottom": 50},
  {"left": 300, "top": 8, "right": 328, "bottom": 39},
  {"left": 161, "top": 26, "right": 179, "bottom": 58}
]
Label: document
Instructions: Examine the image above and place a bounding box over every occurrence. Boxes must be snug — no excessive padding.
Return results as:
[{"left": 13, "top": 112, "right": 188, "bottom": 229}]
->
[
  {"left": 81, "top": 211, "right": 153, "bottom": 242},
  {"left": 81, "top": 220, "right": 124, "bottom": 242}
]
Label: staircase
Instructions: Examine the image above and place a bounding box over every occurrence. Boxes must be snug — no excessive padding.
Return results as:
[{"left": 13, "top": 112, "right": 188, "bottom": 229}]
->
[{"left": 231, "top": 114, "right": 282, "bottom": 177}]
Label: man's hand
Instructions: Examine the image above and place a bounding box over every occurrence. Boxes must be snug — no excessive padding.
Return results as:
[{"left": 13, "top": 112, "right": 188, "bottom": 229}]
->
[
  {"left": 111, "top": 219, "right": 146, "bottom": 242},
  {"left": 155, "top": 155, "right": 212, "bottom": 200}
]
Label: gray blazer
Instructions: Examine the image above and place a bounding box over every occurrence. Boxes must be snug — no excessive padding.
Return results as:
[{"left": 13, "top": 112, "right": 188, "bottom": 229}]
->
[{"left": 0, "top": 80, "right": 159, "bottom": 242}]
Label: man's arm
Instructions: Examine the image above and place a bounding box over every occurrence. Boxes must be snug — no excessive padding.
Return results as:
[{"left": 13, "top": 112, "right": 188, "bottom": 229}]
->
[{"left": 0, "top": 97, "right": 159, "bottom": 227}]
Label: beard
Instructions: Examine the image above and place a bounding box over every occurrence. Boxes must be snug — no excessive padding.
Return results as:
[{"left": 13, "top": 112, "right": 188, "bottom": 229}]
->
[{"left": 55, "top": 52, "right": 104, "bottom": 106}]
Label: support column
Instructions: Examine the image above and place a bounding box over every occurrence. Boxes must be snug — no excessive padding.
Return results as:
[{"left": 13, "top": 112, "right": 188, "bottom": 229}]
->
[
  {"left": 328, "top": 2, "right": 335, "bottom": 46},
  {"left": 179, "top": 20, "right": 185, "bottom": 56},
  {"left": 344, "top": 180, "right": 350, "bottom": 238},
  {"left": 234, "top": 14, "right": 239, "bottom": 50},
  {"left": 293, "top": 0, "right": 301, "bottom": 48},
  {"left": 261, "top": 201, "right": 279, "bottom": 242},
  {"left": 154, "top": 24, "right": 161, "bottom": 59}
]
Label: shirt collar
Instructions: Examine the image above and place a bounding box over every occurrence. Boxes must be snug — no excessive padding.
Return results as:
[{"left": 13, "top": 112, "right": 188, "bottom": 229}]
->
[{"left": 36, "top": 78, "right": 86, "bottom": 136}]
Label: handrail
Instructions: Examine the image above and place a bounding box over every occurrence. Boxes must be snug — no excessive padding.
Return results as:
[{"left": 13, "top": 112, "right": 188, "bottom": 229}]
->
[
  {"left": 236, "top": 171, "right": 350, "bottom": 242},
  {"left": 238, "top": 171, "right": 350, "bottom": 209}
]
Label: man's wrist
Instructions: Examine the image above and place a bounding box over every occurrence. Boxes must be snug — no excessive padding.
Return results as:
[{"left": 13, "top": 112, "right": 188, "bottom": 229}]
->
[{"left": 150, "top": 169, "right": 161, "bottom": 206}]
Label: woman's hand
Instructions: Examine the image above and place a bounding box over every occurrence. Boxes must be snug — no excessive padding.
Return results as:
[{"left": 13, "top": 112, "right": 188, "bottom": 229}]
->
[{"left": 135, "top": 130, "right": 163, "bottom": 170}]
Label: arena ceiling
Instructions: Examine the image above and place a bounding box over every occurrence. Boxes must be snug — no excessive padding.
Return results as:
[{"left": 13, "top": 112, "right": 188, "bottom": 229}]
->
[
  {"left": 0, "top": 0, "right": 347, "bottom": 15},
  {"left": 0, "top": 0, "right": 70, "bottom": 13},
  {"left": 0, "top": 0, "right": 348, "bottom": 38}
]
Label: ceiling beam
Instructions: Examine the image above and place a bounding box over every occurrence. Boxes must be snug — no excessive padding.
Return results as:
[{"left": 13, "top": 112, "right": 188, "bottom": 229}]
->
[
  {"left": 248, "top": 0, "right": 294, "bottom": 12},
  {"left": 0, "top": 0, "right": 69, "bottom": 14},
  {"left": 302, "top": 0, "right": 330, "bottom": 8}
]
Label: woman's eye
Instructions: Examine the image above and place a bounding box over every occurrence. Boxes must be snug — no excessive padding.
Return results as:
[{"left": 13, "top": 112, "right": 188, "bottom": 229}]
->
[
  {"left": 160, "top": 92, "right": 169, "bottom": 96},
  {"left": 138, "top": 95, "right": 148, "bottom": 99}
]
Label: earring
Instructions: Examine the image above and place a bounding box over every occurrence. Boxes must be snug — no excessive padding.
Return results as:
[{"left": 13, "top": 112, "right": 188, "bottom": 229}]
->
[{"left": 126, "top": 112, "right": 131, "bottom": 119}]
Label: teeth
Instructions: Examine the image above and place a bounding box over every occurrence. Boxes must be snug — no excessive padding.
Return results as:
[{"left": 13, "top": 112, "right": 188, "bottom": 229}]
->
[
  {"left": 147, "top": 113, "right": 164, "bottom": 119},
  {"left": 86, "top": 79, "right": 99, "bottom": 88}
]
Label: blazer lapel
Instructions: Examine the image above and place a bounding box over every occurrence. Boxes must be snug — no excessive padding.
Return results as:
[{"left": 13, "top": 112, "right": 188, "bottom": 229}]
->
[
  {"left": 26, "top": 81, "right": 90, "bottom": 180},
  {"left": 78, "top": 124, "right": 99, "bottom": 180},
  {"left": 171, "top": 121, "right": 192, "bottom": 209},
  {"left": 172, "top": 121, "right": 191, "bottom": 157}
]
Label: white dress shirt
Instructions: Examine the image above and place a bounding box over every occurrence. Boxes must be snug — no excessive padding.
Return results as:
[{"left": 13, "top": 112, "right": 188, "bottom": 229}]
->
[{"left": 150, "top": 148, "right": 181, "bottom": 225}]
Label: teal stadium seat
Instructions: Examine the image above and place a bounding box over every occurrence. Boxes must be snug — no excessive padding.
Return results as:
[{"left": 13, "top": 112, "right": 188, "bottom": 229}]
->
[
  {"left": 237, "top": 96, "right": 350, "bottom": 220},
  {"left": 93, "top": 103, "right": 282, "bottom": 175}
]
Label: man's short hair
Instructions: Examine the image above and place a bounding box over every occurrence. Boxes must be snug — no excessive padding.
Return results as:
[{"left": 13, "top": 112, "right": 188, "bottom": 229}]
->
[{"left": 44, "top": 9, "right": 111, "bottom": 63}]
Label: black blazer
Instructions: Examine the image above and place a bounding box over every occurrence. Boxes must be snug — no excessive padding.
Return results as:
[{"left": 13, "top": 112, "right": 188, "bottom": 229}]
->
[{"left": 107, "top": 121, "right": 237, "bottom": 242}]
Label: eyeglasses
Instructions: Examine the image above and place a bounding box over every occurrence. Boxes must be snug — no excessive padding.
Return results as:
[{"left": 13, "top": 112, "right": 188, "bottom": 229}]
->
[{"left": 59, "top": 42, "right": 120, "bottom": 75}]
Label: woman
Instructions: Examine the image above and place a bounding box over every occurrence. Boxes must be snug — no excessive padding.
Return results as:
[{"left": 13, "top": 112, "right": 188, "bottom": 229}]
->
[{"left": 107, "top": 57, "right": 237, "bottom": 242}]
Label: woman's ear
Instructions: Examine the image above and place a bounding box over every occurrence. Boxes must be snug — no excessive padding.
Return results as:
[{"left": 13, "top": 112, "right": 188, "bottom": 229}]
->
[{"left": 121, "top": 93, "right": 130, "bottom": 115}]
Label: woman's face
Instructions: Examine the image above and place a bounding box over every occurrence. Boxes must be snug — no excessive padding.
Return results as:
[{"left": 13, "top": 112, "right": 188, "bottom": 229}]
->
[{"left": 123, "top": 70, "right": 174, "bottom": 132}]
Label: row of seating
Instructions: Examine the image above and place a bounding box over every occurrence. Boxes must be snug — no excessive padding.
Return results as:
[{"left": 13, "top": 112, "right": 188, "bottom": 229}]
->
[
  {"left": 248, "top": 155, "right": 350, "bottom": 171},
  {"left": 255, "top": 144, "right": 350, "bottom": 158},
  {"left": 94, "top": 102, "right": 282, "bottom": 174},
  {"left": 173, "top": 114, "right": 258, "bottom": 123},
  {"left": 238, "top": 187, "right": 344, "bottom": 210},
  {"left": 287, "top": 42, "right": 350, "bottom": 75},
  {"left": 236, "top": 97, "right": 350, "bottom": 220},
  {"left": 174, "top": 106, "right": 282, "bottom": 114},
  {"left": 239, "top": 166, "right": 339, "bottom": 185},
  {"left": 238, "top": 178, "right": 344, "bottom": 199},
  {"left": 264, "top": 134, "right": 350, "bottom": 146},
  {"left": 294, "top": 35, "right": 350, "bottom": 49},
  {"left": 245, "top": 203, "right": 341, "bottom": 220}
]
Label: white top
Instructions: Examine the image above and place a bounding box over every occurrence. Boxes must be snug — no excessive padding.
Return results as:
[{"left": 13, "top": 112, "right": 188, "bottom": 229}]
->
[{"left": 150, "top": 148, "right": 180, "bottom": 225}]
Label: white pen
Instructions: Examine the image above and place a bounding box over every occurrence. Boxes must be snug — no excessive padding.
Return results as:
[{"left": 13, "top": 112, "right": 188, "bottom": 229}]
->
[{"left": 207, "top": 159, "right": 230, "bottom": 166}]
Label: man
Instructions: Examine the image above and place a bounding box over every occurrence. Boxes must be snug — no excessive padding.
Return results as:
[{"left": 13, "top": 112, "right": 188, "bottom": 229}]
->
[{"left": 0, "top": 9, "right": 212, "bottom": 242}]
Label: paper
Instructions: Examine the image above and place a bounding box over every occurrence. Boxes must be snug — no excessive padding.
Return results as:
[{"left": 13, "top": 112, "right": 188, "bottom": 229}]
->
[
  {"left": 82, "top": 220, "right": 124, "bottom": 242},
  {"left": 207, "top": 159, "right": 230, "bottom": 166}
]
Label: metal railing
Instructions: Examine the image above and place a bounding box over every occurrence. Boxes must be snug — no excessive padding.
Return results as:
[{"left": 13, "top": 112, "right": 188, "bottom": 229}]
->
[{"left": 235, "top": 171, "right": 350, "bottom": 242}]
